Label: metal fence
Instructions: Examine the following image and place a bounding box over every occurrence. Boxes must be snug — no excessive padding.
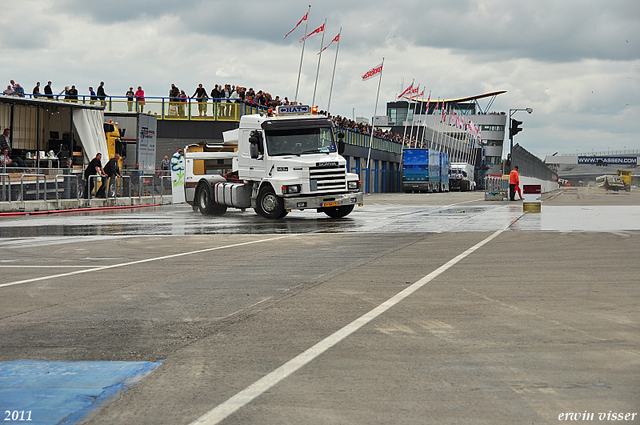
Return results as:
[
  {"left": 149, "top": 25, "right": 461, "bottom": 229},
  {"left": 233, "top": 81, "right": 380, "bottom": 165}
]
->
[
  {"left": 511, "top": 143, "right": 557, "bottom": 181},
  {"left": 0, "top": 172, "right": 172, "bottom": 205},
  {"left": 485, "top": 175, "right": 508, "bottom": 195}
]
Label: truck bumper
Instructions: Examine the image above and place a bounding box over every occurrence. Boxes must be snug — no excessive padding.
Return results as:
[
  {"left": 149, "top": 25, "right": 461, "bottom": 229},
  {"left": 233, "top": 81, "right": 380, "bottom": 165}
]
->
[{"left": 283, "top": 192, "right": 364, "bottom": 210}]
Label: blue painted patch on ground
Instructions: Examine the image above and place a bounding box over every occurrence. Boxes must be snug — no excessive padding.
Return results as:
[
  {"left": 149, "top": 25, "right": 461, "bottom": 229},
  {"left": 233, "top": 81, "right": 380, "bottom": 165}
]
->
[{"left": 0, "top": 360, "right": 161, "bottom": 425}]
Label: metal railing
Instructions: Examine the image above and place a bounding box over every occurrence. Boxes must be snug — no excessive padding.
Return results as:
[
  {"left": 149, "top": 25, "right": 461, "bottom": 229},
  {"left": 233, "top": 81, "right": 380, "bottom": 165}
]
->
[
  {"left": 0, "top": 174, "right": 11, "bottom": 205},
  {"left": 160, "top": 176, "right": 172, "bottom": 201},
  {"left": 512, "top": 143, "right": 557, "bottom": 181},
  {"left": 54, "top": 174, "right": 80, "bottom": 202},
  {"left": 14, "top": 93, "right": 403, "bottom": 155},
  {"left": 485, "top": 175, "right": 509, "bottom": 197},
  {"left": 20, "top": 174, "right": 48, "bottom": 202},
  {"left": 339, "top": 127, "right": 403, "bottom": 155}
]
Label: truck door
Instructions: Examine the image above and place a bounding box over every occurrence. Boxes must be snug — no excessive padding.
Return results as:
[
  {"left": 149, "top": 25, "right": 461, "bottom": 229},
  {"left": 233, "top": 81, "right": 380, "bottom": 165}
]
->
[{"left": 239, "top": 129, "right": 265, "bottom": 180}]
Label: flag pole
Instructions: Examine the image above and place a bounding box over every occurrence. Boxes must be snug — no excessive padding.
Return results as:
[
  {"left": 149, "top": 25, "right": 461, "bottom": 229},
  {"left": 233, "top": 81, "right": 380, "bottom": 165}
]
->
[
  {"left": 366, "top": 57, "right": 384, "bottom": 182},
  {"left": 294, "top": 5, "right": 311, "bottom": 104},
  {"left": 312, "top": 18, "right": 327, "bottom": 107},
  {"left": 400, "top": 79, "right": 414, "bottom": 153},
  {"left": 326, "top": 27, "right": 342, "bottom": 113}
]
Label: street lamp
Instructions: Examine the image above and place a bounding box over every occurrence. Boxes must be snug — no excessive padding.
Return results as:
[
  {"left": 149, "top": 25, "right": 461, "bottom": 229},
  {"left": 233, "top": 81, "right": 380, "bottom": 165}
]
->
[{"left": 508, "top": 107, "right": 533, "bottom": 164}]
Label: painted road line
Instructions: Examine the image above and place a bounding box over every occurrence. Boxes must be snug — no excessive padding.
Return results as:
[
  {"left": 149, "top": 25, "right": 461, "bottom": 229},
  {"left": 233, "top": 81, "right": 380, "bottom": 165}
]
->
[
  {"left": 0, "top": 360, "right": 161, "bottom": 425},
  {"left": 189, "top": 221, "right": 515, "bottom": 425},
  {"left": 0, "top": 235, "right": 290, "bottom": 289}
]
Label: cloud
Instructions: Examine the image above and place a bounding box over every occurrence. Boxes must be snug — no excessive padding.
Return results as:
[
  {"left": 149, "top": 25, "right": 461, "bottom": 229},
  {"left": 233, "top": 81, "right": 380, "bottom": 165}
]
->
[{"left": 2, "top": 0, "right": 639, "bottom": 158}]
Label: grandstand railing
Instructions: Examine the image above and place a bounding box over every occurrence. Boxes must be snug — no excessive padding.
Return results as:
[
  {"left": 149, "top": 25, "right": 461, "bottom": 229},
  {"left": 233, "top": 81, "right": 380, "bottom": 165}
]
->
[
  {"left": 13, "top": 94, "right": 403, "bottom": 154},
  {"left": 338, "top": 128, "right": 402, "bottom": 155}
]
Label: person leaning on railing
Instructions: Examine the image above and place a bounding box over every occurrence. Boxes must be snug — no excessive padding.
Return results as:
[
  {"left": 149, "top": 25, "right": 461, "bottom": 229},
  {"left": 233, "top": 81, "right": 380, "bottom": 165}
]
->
[
  {"left": 135, "top": 86, "right": 145, "bottom": 113},
  {"left": 169, "top": 84, "right": 180, "bottom": 116},
  {"left": 126, "top": 87, "right": 135, "bottom": 111}
]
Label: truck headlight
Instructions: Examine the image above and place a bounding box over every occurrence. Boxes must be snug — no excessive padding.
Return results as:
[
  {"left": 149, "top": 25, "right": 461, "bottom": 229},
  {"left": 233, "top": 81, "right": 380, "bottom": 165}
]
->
[
  {"left": 348, "top": 181, "right": 360, "bottom": 190},
  {"left": 282, "top": 184, "right": 301, "bottom": 194}
]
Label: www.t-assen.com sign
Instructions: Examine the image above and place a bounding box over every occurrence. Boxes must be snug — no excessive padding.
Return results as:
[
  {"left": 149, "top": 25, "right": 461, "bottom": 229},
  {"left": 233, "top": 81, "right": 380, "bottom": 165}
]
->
[{"left": 578, "top": 156, "right": 638, "bottom": 165}]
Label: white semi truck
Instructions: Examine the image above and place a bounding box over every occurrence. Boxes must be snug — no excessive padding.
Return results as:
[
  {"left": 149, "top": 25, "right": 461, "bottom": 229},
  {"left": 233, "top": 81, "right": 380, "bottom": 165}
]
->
[
  {"left": 449, "top": 162, "right": 475, "bottom": 191},
  {"left": 184, "top": 105, "right": 364, "bottom": 219}
]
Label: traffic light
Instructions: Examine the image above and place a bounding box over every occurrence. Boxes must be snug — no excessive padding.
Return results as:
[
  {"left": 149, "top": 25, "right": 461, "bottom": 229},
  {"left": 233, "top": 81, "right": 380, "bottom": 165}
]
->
[{"left": 510, "top": 119, "right": 523, "bottom": 137}]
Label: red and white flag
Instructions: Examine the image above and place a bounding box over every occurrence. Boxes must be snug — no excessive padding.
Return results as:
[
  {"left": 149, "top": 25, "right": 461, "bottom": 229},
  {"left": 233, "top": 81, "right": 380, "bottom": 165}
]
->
[
  {"left": 283, "top": 12, "right": 308, "bottom": 39},
  {"left": 408, "top": 85, "right": 419, "bottom": 99},
  {"left": 410, "top": 87, "right": 424, "bottom": 100},
  {"left": 398, "top": 82, "right": 413, "bottom": 99},
  {"left": 424, "top": 92, "right": 431, "bottom": 107},
  {"left": 362, "top": 62, "right": 383, "bottom": 81},
  {"left": 300, "top": 23, "right": 325, "bottom": 42},
  {"left": 320, "top": 33, "right": 340, "bottom": 53}
]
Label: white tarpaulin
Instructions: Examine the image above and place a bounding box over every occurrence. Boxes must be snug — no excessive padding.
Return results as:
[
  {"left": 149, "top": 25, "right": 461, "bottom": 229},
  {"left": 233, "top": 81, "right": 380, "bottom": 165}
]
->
[
  {"left": 73, "top": 108, "right": 108, "bottom": 167},
  {"left": 170, "top": 151, "right": 185, "bottom": 203}
]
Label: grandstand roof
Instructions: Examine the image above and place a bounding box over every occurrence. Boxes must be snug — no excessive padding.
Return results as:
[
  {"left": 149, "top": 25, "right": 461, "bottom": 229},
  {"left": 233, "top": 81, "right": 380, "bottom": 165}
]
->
[{"left": 409, "top": 90, "right": 507, "bottom": 103}]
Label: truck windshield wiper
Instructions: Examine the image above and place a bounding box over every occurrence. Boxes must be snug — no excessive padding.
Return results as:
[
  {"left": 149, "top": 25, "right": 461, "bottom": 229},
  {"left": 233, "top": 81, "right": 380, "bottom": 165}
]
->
[{"left": 298, "top": 149, "right": 324, "bottom": 155}]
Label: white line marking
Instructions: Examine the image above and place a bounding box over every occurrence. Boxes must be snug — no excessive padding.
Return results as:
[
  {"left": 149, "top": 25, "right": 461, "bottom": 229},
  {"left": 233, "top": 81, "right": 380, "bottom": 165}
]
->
[
  {"left": 0, "top": 236, "right": 289, "bottom": 289},
  {"left": 0, "top": 265, "right": 90, "bottom": 268},
  {"left": 189, "top": 224, "right": 510, "bottom": 425}
]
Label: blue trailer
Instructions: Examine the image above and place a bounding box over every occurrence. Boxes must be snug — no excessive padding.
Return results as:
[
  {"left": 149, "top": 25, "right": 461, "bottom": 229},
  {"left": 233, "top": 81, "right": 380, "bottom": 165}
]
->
[{"left": 402, "top": 149, "right": 441, "bottom": 193}]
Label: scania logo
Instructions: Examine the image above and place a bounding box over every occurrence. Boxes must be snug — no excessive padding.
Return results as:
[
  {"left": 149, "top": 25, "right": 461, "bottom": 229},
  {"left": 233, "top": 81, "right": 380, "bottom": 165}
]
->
[{"left": 316, "top": 161, "right": 338, "bottom": 167}]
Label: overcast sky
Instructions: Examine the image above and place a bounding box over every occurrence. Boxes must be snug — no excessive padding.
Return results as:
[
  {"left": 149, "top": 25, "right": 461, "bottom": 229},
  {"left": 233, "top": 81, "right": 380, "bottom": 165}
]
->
[{"left": 2, "top": 0, "right": 638, "bottom": 158}]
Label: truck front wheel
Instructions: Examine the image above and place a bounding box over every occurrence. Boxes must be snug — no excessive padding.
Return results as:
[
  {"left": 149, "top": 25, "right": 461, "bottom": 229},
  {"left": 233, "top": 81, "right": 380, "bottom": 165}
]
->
[
  {"left": 322, "top": 204, "right": 354, "bottom": 219},
  {"left": 255, "top": 186, "right": 285, "bottom": 219}
]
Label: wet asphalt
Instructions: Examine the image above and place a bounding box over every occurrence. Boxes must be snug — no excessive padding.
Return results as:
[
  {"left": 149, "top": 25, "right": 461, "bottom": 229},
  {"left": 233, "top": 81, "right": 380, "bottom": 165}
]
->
[{"left": 0, "top": 187, "right": 638, "bottom": 424}]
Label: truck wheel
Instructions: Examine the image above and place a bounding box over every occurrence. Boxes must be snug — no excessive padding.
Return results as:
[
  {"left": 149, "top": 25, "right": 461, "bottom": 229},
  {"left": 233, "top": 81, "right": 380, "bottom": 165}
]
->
[
  {"left": 322, "top": 204, "right": 354, "bottom": 219},
  {"left": 196, "top": 181, "right": 227, "bottom": 216},
  {"left": 255, "top": 186, "right": 284, "bottom": 219}
]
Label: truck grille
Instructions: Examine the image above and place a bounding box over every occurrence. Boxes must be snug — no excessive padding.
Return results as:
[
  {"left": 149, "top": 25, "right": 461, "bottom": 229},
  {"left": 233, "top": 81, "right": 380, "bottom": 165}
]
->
[{"left": 310, "top": 165, "right": 346, "bottom": 193}]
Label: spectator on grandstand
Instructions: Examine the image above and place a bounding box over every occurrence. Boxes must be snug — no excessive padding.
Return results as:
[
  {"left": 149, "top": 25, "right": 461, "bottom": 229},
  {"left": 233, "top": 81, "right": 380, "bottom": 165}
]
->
[
  {"left": 33, "top": 82, "right": 41, "bottom": 98},
  {"left": 126, "top": 87, "right": 135, "bottom": 111},
  {"left": 210, "top": 84, "right": 221, "bottom": 100},
  {"left": 44, "top": 81, "right": 53, "bottom": 98},
  {"left": 13, "top": 84, "right": 25, "bottom": 97},
  {"left": 68, "top": 85, "right": 78, "bottom": 101},
  {"left": 178, "top": 90, "right": 187, "bottom": 117},
  {"left": 89, "top": 87, "right": 97, "bottom": 104},
  {"left": 192, "top": 84, "right": 209, "bottom": 116},
  {"left": 236, "top": 86, "right": 246, "bottom": 102},
  {"left": 229, "top": 87, "right": 239, "bottom": 103},
  {"left": 3, "top": 85, "right": 14, "bottom": 96},
  {"left": 169, "top": 84, "right": 179, "bottom": 100},
  {"left": 135, "top": 86, "right": 145, "bottom": 113},
  {"left": 96, "top": 82, "right": 108, "bottom": 107},
  {"left": 222, "top": 84, "right": 232, "bottom": 99}
]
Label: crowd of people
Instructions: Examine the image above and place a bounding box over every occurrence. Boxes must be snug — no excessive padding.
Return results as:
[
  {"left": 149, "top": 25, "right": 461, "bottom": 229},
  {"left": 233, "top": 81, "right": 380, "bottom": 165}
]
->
[
  {"left": 329, "top": 113, "right": 418, "bottom": 146},
  {"left": 3, "top": 79, "right": 412, "bottom": 145}
]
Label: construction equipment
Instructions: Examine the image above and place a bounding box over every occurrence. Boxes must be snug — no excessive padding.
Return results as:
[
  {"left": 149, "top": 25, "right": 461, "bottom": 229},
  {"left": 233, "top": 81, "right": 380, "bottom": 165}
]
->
[{"left": 616, "top": 170, "right": 632, "bottom": 191}]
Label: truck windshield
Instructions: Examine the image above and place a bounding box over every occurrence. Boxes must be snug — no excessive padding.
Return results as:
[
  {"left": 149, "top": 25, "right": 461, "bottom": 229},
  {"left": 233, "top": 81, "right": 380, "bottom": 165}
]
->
[{"left": 265, "top": 128, "right": 336, "bottom": 156}]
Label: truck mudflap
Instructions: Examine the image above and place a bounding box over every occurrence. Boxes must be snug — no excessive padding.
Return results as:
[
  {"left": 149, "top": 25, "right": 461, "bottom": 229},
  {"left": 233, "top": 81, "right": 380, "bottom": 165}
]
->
[{"left": 283, "top": 192, "right": 364, "bottom": 210}]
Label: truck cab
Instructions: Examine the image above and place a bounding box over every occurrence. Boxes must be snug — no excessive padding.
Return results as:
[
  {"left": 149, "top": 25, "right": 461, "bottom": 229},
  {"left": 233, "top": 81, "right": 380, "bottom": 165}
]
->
[{"left": 185, "top": 106, "right": 363, "bottom": 219}]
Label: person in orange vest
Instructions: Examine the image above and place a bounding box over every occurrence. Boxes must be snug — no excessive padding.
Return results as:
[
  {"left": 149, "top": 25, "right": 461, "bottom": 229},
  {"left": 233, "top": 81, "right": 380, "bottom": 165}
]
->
[{"left": 509, "top": 166, "right": 519, "bottom": 201}]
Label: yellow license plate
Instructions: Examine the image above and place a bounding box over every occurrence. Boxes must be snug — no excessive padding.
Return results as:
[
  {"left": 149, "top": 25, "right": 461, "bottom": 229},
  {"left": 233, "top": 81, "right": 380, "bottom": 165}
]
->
[{"left": 322, "top": 201, "right": 339, "bottom": 208}]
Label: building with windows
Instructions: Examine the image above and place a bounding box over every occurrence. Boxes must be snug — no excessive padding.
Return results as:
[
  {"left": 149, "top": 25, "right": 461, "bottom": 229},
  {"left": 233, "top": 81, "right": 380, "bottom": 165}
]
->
[{"left": 385, "top": 91, "right": 508, "bottom": 176}]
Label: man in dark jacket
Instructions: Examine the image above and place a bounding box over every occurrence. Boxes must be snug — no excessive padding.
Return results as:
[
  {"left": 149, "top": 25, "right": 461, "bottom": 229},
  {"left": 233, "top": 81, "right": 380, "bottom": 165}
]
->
[
  {"left": 97, "top": 82, "right": 107, "bottom": 107},
  {"left": 97, "top": 154, "right": 121, "bottom": 198},
  {"left": 84, "top": 153, "right": 105, "bottom": 198},
  {"left": 44, "top": 81, "right": 53, "bottom": 99}
]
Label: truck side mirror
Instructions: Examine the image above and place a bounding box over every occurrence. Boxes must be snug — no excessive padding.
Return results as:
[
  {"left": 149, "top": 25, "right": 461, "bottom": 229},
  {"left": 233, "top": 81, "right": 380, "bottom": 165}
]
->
[
  {"left": 337, "top": 132, "right": 345, "bottom": 155},
  {"left": 249, "top": 130, "right": 263, "bottom": 159}
]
